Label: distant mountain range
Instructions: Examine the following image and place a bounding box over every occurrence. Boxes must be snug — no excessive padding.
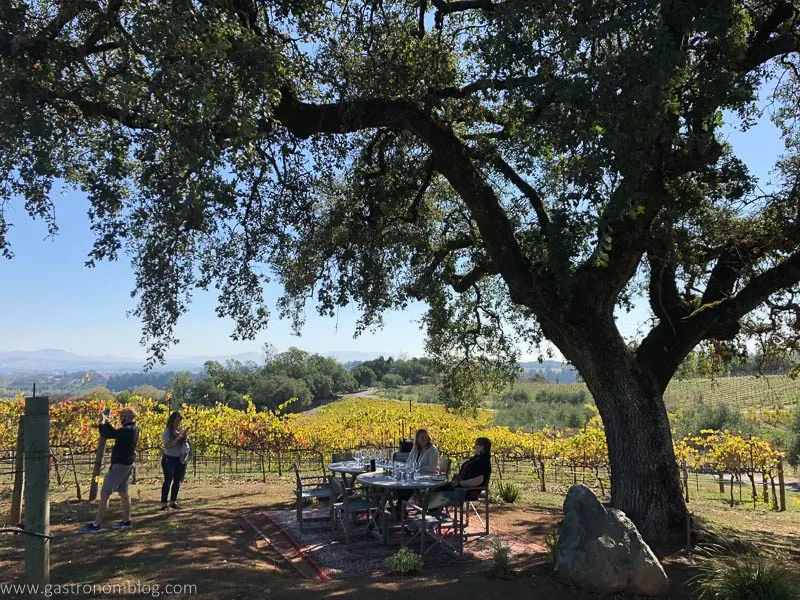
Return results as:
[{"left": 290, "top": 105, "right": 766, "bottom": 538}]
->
[
  {"left": 0, "top": 348, "right": 260, "bottom": 374},
  {"left": 0, "top": 348, "right": 408, "bottom": 374},
  {"left": 0, "top": 348, "right": 579, "bottom": 382}
]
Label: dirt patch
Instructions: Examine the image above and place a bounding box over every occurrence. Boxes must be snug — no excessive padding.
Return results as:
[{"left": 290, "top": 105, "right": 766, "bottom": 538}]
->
[{"left": 1, "top": 479, "right": 797, "bottom": 599}]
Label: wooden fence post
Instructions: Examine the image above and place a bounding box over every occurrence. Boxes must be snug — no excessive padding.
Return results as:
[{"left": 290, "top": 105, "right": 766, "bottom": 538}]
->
[
  {"left": 23, "top": 395, "right": 50, "bottom": 585},
  {"left": 770, "top": 474, "right": 778, "bottom": 511},
  {"left": 89, "top": 434, "right": 107, "bottom": 502},
  {"left": 68, "top": 449, "right": 82, "bottom": 501},
  {"left": 777, "top": 457, "right": 786, "bottom": 512},
  {"left": 681, "top": 467, "right": 689, "bottom": 503},
  {"left": 729, "top": 474, "right": 735, "bottom": 507},
  {"left": 10, "top": 417, "right": 24, "bottom": 525}
]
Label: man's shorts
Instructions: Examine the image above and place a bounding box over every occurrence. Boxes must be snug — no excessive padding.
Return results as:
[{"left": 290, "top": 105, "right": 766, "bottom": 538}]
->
[{"left": 101, "top": 463, "right": 134, "bottom": 495}]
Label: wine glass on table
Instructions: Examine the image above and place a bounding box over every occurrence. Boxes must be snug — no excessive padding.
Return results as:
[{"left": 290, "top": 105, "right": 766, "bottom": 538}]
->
[{"left": 354, "top": 449, "right": 362, "bottom": 465}]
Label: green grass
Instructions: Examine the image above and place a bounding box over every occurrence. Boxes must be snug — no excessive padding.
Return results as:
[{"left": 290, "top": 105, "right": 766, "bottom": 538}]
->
[
  {"left": 507, "top": 375, "right": 800, "bottom": 412},
  {"left": 376, "top": 376, "right": 800, "bottom": 445},
  {"left": 691, "top": 544, "right": 800, "bottom": 600}
]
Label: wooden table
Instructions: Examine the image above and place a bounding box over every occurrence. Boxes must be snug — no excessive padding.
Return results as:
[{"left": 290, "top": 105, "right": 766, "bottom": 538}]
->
[{"left": 355, "top": 472, "right": 448, "bottom": 545}]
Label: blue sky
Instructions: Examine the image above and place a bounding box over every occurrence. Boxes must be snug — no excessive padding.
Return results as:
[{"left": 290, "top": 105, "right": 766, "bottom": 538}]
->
[
  {"left": 0, "top": 99, "right": 784, "bottom": 363},
  {"left": 0, "top": 192, "right": 431, "bottom": 360}
]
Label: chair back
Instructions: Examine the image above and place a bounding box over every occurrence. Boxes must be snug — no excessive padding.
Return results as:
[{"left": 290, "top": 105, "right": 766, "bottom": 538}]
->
[
  {"left": 332, "top": 451, "right": 353, "bottom": 463},
  {"left": 292, "top": 463, "right": 302, "bottom": 490},
  {"left": 439, "top": 457, "right": 452, "bottom": 477},
  {"left": 392, "top": 451, "right": 409, "bottom": 463},
  {"left": 328, "top": 474, "right": 346, "bottom": 500}
]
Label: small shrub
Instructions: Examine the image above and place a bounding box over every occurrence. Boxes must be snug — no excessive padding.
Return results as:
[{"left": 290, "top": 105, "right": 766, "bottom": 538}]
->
[
  {"left": 544, "top": 532, "right": 559, "bottom": 567},
  {"left": 497, "top": 481, "right": 521, "bottom": 503},
  {"left": 691, "top": 544, "right": 800, "bottom": 600},
  {"left": 490, "top": 537, "right": 514, "bottom": 579},
  {"left": 535, "top": 390, "right": 586, "bottom": 405},
  {"left": 497, "top": 389, "right": 533, "bottom": 407},
  {"left": 385, "top": 548, "right": 424, "bottom": 574}
]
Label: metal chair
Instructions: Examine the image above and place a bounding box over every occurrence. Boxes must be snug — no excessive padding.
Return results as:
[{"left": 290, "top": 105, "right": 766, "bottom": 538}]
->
[
  {"left": 331, "top": 451, "right": 354, "bottom": 463},
  {"left": 328, "top": 475, "right": 379, "bottom": 547},
  {"left": 405, "top": 488, "right": 467, "bottom": 556},
  {"left": 438, "top": 457, "right": 452, "bottom": 478},
  {"left": 462, "top": 482, "right": 490, "bottom": 537},
  {"left": 392, "top": 451, "right": 409, "bottom": 463},
  {"left": 292, "top": 463, "right": 332, "bottom": 531}
]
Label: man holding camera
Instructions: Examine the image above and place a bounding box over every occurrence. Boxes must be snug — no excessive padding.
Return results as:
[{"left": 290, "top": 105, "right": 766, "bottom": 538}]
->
[{"left": 79, "top": 407, "right": 140, "bottom": 533}]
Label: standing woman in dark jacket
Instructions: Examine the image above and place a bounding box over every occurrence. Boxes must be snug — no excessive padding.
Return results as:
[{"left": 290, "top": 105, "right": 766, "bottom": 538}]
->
[
  {"left": 161, "top": 411, "right": 190, "bottom": 510},
  {"left": 80, "top": 407, "right": 140, "bottom": 533}
]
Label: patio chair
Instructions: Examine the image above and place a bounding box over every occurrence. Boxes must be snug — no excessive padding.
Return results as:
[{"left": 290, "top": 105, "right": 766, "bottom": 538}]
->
[
  {"left": 331, "top": 451, "right": 354, "bottom": 463},
  {"left": 328, "top": 475, "right": 379, "bottom": 547},
  {"left": 391, "top": 451, "right": 409, "bottom": 463},
  {"left": 293, "top": 463, "right": 332, "bottom": 531},
  {"left": 438, "top": 457, "right": 452, "bottom": 478},
  {"left": 462, "top": 481, "right": 490, "bottom": 537},
  {"left": 405, "top": 488, "right": 467, "bottom": 557}
]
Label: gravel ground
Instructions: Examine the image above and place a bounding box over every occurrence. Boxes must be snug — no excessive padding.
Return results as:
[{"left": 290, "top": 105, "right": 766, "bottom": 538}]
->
[{"left": 266, "top": 508, "right": 543, "bottom": 578}]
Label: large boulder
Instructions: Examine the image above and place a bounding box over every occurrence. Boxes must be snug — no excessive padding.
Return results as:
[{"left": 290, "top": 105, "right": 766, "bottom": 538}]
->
[{"left": 555, "top": 484, "right": 670, "bottom": 597}]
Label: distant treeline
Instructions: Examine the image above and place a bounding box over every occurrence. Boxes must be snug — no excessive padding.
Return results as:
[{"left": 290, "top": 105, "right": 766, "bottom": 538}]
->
[
  {"left": 174, "top": 351, "right": 439, "bottom": 412},
  {"left": 676, "top": 348, "right": 798, "bottom": 378},
  {"left": 44, "top": 351, "right": 440, "bottom": 413},
  {"left": 493, "top": 388, "right": 594, "bottom": 431},
  {"left": 0, "top": 370, "right": 202, "bottom": 396}
]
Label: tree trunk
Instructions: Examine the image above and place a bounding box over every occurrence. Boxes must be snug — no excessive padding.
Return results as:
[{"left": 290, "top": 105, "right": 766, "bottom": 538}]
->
[
  {"left": 538, "top": 302, "right": 687, "bottom": 544},
  {"left": 569, "top": 342, "right": 688, "bottom": 544}
]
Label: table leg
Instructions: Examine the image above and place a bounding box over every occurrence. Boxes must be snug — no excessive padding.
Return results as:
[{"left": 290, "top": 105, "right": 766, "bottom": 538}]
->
[{"left": 400, "top": 498, "right": 405, "bottom": 548}]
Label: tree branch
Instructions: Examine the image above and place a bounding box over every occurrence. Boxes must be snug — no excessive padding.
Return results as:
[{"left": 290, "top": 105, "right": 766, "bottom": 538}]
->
[
  {"left": 701, "top": 242, "right": 763, "bottom": 305},
  {"left": 574, "top": 175, "right": 668, "bottom": 309},
  {"left": 274, "top": 88, "right": 540, "bottom": 307},
  {"left": 403, "top": 155, "right": 435, "bottom": 224},
  {"left": 647, "top": 250, "right": 688, "bottom": 337},
  {"left": 638, "top": 250, "right": 800, "bottom": 389},
  {"left": 36, "top": 84, "right": 156, "bottom": 130},
  {"left": 43, "top": 0, "right": 83, "bottom": 41},
  {"left": 711, "top": 251, "right": 800, "bottom": 326},
  {"left": 450, "top": 261, "right": 498, "bottom": 293},
  {"left": 741, "top": 0, "right": 800, "bottom": 73},
  {"left": 434, "top": 76, "right": 539, "bottom": 99},
  {"left": 430, "top": 0, "right": 495, "bottom": 16},
  {"left": 407, "top": 235, "right": 475, "bottom": 297},
  {"left": 83, "top": 0, "right": 124, "bottom": 51},
  {"left": 491, "top": 154, "right": 549, "bottom": 233},
  {"left": 745, "top": 2, "right": 798, "bottom": 69}
]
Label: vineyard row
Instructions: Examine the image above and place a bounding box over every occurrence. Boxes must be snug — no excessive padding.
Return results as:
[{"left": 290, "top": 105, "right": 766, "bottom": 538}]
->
[{"left": 0, "top": 395, "right": 792, "bottom": 512}]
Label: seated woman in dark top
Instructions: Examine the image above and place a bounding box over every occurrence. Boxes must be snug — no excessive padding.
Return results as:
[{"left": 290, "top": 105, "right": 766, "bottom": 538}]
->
[{"left": 450, "top": 437, "right": 491, "bottom": 500}]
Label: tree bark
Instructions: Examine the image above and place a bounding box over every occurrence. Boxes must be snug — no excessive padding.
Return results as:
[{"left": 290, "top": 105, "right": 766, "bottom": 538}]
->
[
  {"left": 544, "top": 309, "right": 688, "bottom": 544},
  {"left": 586, "top": 364, "right": 687, "bottom": 542}
]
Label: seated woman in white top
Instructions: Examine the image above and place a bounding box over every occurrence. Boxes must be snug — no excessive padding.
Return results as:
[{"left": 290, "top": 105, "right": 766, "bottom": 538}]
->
[
  {"left": 394, "top": 429, "right": 440, "bottom": 515},
  {"left": 406, "top": 429, "right": 440, "bottom": 474}
]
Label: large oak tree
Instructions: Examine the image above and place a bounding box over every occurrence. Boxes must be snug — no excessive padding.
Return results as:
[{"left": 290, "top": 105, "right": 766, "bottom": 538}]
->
[{"left": 2, "top": 0, "right": 799, "bottom": 540}]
